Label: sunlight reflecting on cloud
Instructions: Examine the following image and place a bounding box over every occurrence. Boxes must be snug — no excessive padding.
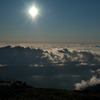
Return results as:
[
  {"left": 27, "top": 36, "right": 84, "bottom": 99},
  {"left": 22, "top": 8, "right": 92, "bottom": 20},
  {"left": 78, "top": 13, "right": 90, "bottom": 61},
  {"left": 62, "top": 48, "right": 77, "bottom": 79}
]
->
[{"left": 75, "top": 76, "right": 100, "bottom": 90}]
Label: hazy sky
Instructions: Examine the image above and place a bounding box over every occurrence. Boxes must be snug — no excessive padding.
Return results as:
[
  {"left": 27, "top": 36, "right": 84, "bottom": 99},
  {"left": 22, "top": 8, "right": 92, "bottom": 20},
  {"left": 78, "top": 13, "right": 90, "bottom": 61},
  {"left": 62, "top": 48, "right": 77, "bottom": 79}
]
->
[{"left": 0, "top": 0, "right": 100, "bottom": 43}]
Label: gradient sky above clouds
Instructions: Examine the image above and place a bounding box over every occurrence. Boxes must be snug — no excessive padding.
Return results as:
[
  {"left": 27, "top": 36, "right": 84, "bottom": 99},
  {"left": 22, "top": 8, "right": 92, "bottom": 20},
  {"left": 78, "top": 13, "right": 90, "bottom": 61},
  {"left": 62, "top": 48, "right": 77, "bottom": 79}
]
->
[{"left": 0, "top": 0, "right": 100, "bottom": 42}]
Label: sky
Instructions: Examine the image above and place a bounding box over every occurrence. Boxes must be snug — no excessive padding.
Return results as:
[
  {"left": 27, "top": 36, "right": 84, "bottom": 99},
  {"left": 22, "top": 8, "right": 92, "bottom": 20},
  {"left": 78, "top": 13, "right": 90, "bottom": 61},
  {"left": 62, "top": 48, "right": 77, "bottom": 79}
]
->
[{"left": 0, "top": 0, "right": 100, "bottom": 43}]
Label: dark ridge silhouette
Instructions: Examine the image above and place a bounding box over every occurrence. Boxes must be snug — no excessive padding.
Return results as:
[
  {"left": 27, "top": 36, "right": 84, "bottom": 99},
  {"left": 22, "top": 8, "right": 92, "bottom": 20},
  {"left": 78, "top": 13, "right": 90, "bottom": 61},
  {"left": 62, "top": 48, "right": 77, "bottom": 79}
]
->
[
  {"left": 0, "top": 80, "right": 31, "bottom": 90},
  {"left": 0, "top": 81, "right": 100, "bottom": 100},
  {"left": 82, "top": 84, "right": 100, "bottom": 91}
]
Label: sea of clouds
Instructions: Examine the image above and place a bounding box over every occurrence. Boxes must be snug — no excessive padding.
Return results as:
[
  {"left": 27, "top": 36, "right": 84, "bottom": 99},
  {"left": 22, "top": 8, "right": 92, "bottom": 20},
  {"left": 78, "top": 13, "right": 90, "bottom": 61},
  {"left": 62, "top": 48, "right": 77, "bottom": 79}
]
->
[{"left": 0, "top": 42, "right": 100, "bottom": 89}]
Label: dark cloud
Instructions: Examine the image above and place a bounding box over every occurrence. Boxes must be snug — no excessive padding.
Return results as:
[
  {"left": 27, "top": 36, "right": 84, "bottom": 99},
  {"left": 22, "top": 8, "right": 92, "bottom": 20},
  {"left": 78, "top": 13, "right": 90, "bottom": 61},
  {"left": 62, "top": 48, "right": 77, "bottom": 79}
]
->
[{"left": 0, "top": 46, "right": 51, "bottom": 66}]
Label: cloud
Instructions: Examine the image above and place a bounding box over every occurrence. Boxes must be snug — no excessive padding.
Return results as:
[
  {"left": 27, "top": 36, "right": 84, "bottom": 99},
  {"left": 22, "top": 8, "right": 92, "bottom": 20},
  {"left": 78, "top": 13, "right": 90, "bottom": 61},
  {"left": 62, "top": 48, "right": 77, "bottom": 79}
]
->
[
  {"left": 89, "top": 69, "right": 100, "bottom": 75},
  {"left": 97, "top": 69, "right": 100, "bottom": 72},
  {"left": 57, "top": 49, "right": 100, "bottom": 66},
  {"left": 29, "top": 64, "right": 44, "bottom": 67},
  {"left": 0, "top": 45, "right": 100, "bottom": 89},
  {"left": 0, "top": 45, "right": 100, "bottom": 67},
  {"left": 74, "top": 76, "right": 100, "bottom": 90},
  {"left": 0, "top": 64, "right": 7, "bottom": 67},
  {"left": 0, "top": 46, "right": 52, "bottom": 66}
]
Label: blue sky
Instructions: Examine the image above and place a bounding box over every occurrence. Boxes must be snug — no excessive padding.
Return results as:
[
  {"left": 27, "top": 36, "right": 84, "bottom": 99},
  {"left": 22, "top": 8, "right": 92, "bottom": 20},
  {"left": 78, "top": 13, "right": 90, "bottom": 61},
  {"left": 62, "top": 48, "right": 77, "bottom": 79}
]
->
[{"left": 0, "top": 0, "right": 100, "bottom": 42}]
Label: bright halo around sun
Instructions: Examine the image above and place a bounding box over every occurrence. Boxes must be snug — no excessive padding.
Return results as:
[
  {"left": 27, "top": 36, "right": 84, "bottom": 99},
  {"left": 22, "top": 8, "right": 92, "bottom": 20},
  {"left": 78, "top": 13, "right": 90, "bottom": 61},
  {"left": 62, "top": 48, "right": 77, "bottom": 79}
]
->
[{"left": 29, "top": 6, "right": 38, "bottom": 18}]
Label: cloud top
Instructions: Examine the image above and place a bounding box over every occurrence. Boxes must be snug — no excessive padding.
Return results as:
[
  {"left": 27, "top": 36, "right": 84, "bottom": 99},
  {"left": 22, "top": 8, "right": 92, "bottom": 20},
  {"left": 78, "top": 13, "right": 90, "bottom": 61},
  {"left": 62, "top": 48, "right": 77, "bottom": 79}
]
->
[{"left": 75, "top": 76, "right": 100, "bottom": 90}]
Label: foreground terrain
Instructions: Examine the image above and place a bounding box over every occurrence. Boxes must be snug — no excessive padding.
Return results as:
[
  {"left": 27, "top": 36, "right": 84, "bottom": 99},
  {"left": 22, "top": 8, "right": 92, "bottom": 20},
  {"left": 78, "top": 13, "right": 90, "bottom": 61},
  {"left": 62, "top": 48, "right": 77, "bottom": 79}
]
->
[{"left": 0, "top": 81, "right": 100, "bottom": 100}]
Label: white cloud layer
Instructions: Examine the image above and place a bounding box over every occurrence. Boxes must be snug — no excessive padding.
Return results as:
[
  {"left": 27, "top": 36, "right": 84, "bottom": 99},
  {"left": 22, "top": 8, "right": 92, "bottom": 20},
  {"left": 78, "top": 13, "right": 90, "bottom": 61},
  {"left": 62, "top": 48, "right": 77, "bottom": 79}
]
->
[{"left": 75, "top": 76, "right": 100, "bottom": 90}]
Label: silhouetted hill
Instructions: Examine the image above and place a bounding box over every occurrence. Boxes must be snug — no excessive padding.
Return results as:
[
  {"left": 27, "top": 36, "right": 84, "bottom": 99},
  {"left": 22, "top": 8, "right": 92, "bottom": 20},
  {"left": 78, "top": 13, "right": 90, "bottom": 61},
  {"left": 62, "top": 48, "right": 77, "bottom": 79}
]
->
[
  {"left": 82, "top": 84, "right": 100, "bottom": 91},
  {"left": 0, "top": 80, "right": 31, "bottom": 90},
  {"left": 0, "top": 81, "right": 100, "bottom": 100}
]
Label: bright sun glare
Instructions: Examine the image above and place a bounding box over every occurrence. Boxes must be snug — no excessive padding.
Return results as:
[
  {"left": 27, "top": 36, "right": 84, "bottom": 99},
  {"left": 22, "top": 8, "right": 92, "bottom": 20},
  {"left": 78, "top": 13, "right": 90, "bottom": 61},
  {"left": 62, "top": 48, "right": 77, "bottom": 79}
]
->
[{"left": 29, "top": 6, "right": 38, "bottom": 18}]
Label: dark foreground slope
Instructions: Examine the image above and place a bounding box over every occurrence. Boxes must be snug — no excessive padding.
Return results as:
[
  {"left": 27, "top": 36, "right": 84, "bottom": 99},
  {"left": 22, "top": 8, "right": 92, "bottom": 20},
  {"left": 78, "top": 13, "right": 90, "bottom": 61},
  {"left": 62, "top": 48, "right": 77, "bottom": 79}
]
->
[{"left": 0, "top": 81, "right": 100, "bottom": 100}]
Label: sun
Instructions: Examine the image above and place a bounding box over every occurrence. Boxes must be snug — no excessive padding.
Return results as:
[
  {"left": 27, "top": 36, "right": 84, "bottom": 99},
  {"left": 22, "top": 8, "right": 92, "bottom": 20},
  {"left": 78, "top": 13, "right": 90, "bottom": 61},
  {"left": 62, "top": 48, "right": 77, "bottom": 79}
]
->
[{"left": 29, "top": 6, "right": 38, "bottom": 18}]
